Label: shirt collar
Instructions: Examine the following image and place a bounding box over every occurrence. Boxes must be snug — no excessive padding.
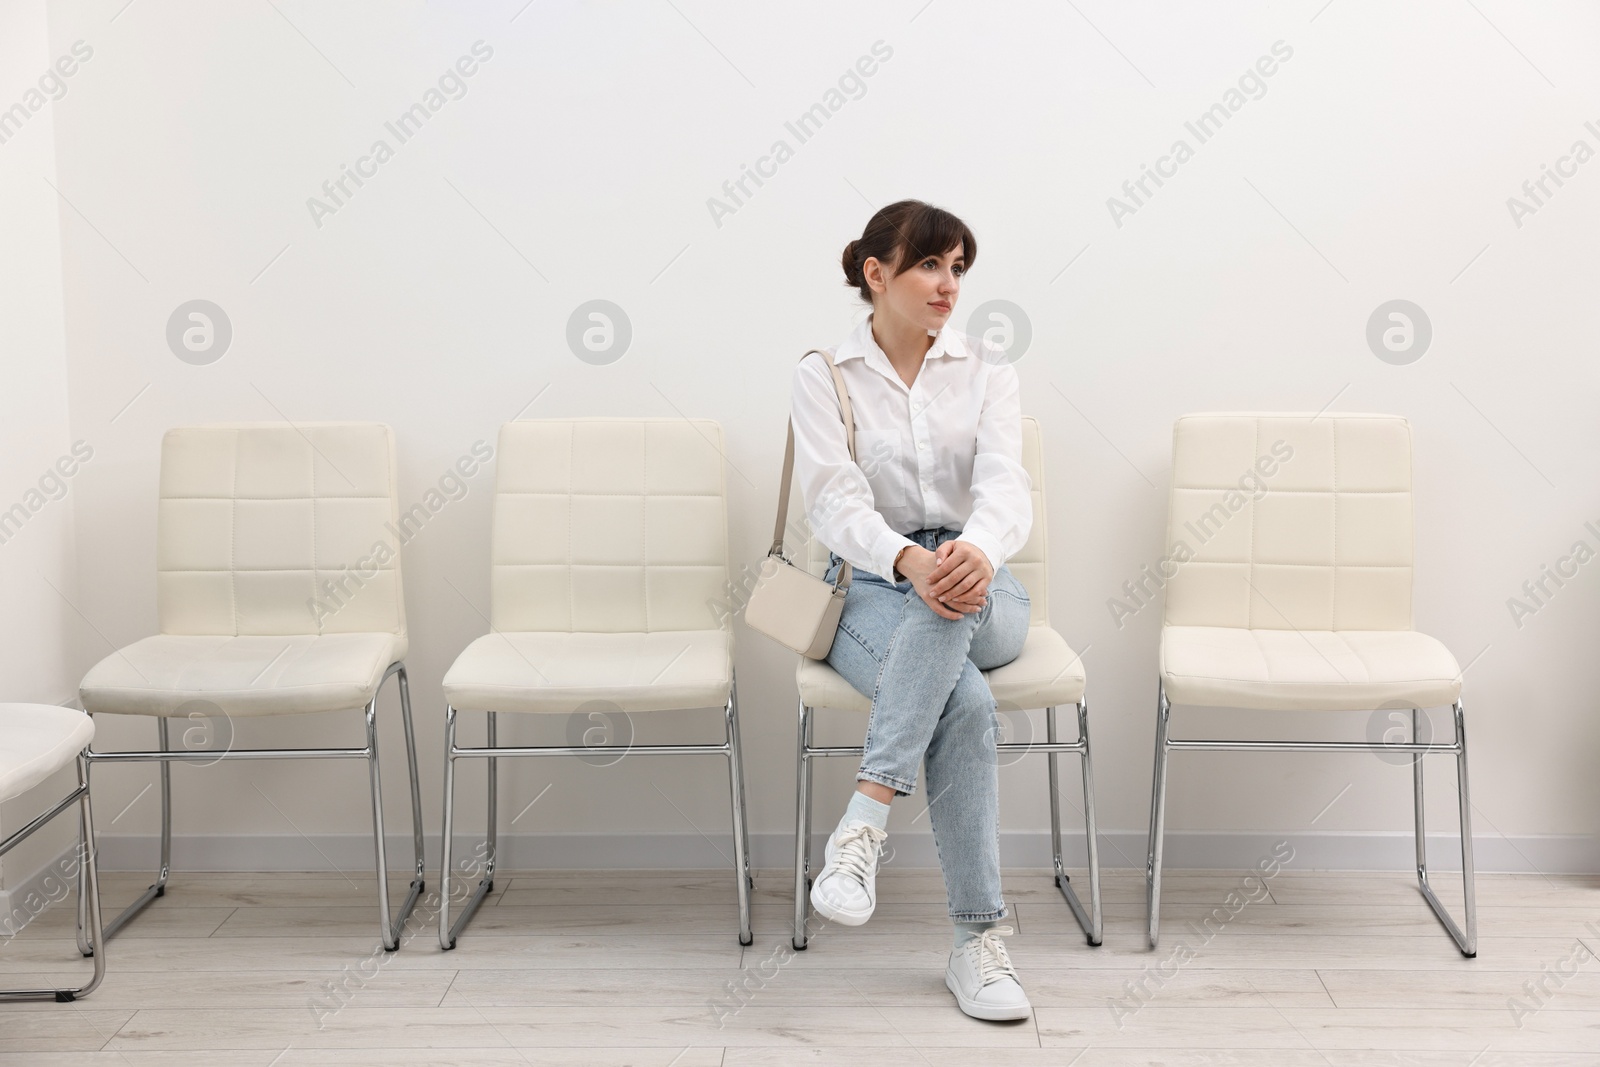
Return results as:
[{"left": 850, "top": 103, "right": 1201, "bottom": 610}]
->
[{"left": 834, "top": 312, "right": 972, "bottom": 366}]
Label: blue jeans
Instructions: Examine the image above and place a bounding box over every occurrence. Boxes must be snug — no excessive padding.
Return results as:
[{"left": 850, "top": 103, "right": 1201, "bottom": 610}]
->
[{"left": 823, "top": 526, "right": 1031, "bottom": 921}]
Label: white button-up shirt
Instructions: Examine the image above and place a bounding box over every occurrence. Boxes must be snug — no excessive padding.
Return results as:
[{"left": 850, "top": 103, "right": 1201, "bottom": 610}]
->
[{"left": 789, "top": 313, "right": 1033, "bottom": 582}]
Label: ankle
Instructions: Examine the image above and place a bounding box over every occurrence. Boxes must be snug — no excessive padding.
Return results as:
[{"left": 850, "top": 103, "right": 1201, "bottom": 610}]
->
[
  {"left": 842, "top": 789, "right": 891, "bottom": 832},
  {"left": 953, "top": 919, "right": 996, "bottom": 949},
  {"left": 855, "top": 780, "right": 896, "bottom": 806}
]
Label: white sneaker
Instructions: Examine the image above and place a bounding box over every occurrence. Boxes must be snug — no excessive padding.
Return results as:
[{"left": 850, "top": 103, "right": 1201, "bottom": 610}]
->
[
  {"left": 945, "top": 925, "right": 1031, "bottom": 1021},
  {"left": 809, "top": 820, "right": 888, "bottom": 925}
]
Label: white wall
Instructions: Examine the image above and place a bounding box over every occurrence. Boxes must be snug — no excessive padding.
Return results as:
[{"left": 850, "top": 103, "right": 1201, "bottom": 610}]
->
[
  {"left": 0, "top": 0, "right": 84, "bottom": 900},
  {"left": 20, "top": 0, "right": 1600, "bottom": 874}
]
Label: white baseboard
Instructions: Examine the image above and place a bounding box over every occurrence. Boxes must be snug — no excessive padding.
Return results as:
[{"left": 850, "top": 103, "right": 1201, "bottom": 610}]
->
[
  {"left": 5, "top": 829, "right": 1590, "bottom": 935},
  {"left": 78, "top": 829, "right": 1600, "bottom": 875}
]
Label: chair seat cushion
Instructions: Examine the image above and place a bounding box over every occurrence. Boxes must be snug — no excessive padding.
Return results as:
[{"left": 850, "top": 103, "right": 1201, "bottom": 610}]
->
[
  {"left": 796, "top": 624, "right": 1087, "bottom": 712},
  {"left": 1160, "top": 626, "right": 1462, "bottom": 711},
  {"left": 79, "top": 633, "right": 406, "bottom": 717},
  {"left": 442, "top": 630, "right": 732, "bottom": 714},
  {"left": 0, "top": 703, "right": 95, "bottom": 804}
]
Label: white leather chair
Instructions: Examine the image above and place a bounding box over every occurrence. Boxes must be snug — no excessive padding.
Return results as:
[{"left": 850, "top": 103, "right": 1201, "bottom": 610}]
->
[
  {"left": 1148, "top": 413, "right": 1475, "bottom": 956},
  {"left": 0, "top": 704, "right": 104, "bottom": 1001},
  {"left": 438, "top": 418, "right": 753, "bottom": 948},
  {"left": 790, "top": 415, "right": 1101, "bottom": 950},
  {"left": 77, "top": 424, "right": 425, "bottom": 951}
]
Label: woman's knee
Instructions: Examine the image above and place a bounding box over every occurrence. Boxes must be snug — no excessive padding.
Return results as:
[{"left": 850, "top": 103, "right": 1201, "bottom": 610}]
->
[
  {"left": 969, "top": 574, "right": 1030, "bottom": 669},
  {"left": 944, "top": 664, "right": 996, "bottom": 720}
]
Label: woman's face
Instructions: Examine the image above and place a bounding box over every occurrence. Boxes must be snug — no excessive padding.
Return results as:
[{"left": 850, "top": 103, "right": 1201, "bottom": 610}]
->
[{"left": 864, "top": 244, "right": 964, "bottom": 332}]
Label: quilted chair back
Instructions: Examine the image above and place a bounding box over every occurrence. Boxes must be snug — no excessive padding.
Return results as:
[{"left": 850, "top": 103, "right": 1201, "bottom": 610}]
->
[
  {"left": 1162, "top": 413, "right": 1415, "bottom": 632},
  {"left": 157, "top": 423, "right": 406, "bottom": 637},
  {"left": 490, "top": 419, "right": 730, "bottom": 633},
  {"left": 797, "top": 414, "right": 1049, "bottom": 627}
]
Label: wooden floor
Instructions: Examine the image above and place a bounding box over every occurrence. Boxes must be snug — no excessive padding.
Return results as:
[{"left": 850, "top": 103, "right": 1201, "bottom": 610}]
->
[{"left": 2, "top": 864, "right": 1599, "bottom": 1064}]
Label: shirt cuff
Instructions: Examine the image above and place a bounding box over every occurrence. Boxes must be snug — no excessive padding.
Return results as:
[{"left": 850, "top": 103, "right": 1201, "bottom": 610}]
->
[
  {"left": 875, "top": 530, "right": 918, "bottom": 583},
  {"left": 954, "top": 531, "right": 1004, "bottom": 576}
]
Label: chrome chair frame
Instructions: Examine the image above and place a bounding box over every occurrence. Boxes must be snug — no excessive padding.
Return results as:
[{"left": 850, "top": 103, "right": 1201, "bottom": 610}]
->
[
  {"left": 1146, "top": 681, "right": 1476, "bottom": 957},
  {"left": 438, "top": 668, "right": 755, "bottom": 949},
  {"left": 792, "top": 695, "right": 1102, "bottom": 951},
  {"left": 80, "top": 661, "right": 425, "bottom": 951},
  {"left": 1, "top": 754, "right": 106, "bottom": 1001}
]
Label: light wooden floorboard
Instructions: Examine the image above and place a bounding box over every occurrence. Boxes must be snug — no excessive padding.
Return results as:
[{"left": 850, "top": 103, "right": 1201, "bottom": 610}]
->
[{"left": 1, "top": 866, "right": 1598, "bottom": 1060}]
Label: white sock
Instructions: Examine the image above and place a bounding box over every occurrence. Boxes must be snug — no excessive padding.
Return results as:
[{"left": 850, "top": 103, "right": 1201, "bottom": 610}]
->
[
  {"left": 954, "top": 919, "right": 997, "bottom": 949},
  {"left": 840, "top": 789, "right": 890, "bottom": 832}
]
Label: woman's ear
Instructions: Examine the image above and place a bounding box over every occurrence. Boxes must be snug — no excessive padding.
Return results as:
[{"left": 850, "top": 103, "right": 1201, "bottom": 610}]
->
[{"left": 862, "top": 256, "right": 887, "bottom": 295}]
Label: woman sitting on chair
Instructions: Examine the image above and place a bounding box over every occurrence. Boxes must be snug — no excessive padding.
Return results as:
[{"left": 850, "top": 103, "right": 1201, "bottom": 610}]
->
[{"left": 789, "top": 198, "right": 1035, "bottom": 1021}]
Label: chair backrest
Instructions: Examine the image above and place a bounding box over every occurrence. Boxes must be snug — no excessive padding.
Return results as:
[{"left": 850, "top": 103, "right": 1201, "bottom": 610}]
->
[
  {"left": 491, "top": 418, "right": 730, "bottom": 633},
  {"left": 1163, "top": 413, "right": 1414, "bottom": 632},
  {"left": 158, "top": 423, "right": 406, "bottom": 637},
  {"left": 797, "top": 414, "right": 1049, "bottom": 627}
]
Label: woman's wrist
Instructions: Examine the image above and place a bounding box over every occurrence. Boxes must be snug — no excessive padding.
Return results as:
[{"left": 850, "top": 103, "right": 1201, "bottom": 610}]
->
[{"left": 892, "top": 544, "right": 913, "bottom": 581}]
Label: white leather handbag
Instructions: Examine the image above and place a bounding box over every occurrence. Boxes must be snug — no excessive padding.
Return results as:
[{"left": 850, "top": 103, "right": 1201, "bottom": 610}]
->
[{"left": 745, "top": 349, "right": 857, "bottom": 660}]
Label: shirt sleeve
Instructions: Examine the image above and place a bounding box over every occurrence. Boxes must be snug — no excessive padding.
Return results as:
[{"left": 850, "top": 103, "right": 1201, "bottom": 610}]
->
[
  {"left": 954, "top": 357, "right": 1033, "bottom": 573},
  {"left": 789, "top": 354, "right": 916, "bottom": 582}
]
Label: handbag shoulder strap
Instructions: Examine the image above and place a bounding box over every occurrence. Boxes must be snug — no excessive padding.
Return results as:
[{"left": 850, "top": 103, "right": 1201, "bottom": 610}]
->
[{"left": 771, "top": 349, "right": 854, "bottom": 587}]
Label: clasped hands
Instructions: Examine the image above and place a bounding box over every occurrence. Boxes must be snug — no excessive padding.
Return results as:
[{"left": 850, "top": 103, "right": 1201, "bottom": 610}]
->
[{"left": 897, "top": 540, "right": 993, "bottom": 621}]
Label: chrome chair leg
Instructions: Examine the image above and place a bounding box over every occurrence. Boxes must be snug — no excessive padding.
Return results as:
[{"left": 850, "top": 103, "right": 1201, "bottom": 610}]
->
[
  {"left": 1146, "top": 682, "right": 1172, "bottom": 949},
  {"left": 1, "top": 754, "right": 106, "bottom": 1002},
  {"left": 1078, "top": 700, "right": 1104, "bottom": 944},
  {"left": 74, "top": 755, "right": 106, "bottom": 996},
  {"left": 1046, "top": 706, "right": 1064, "bottom": 872},
  {"left": 1046, "top": 701, "right": 1103, "bottom": 945},
  {"left": 487, "top": 710, "right": 498, "bottom": 882},
  {"left": 366, "top": 664, "right": 426, "bottom": 952},
  {"left": 791, "top": 700, "right": 814, "bottom": 951},
  {"left": 364, "top": 668, "right": 422, "bottom": 953},
  {"left": 94, "top": 717, "right": 173, "bottom": 943},
  {"left": 439, "top": 705, "right": 459, "bottom": 950},
  {"left": 397, "top": 665, "right": 427, "bottom": 924},
  {"left": 480, "top": 712, "right": 500, "bottom": 910},
  {"left": 365, "top": 696, "right": 394, "bottom": 949},
  {"left": 1414, "top": 702, "right": 1477, "bottom": 957},
  {"left": 725, "top": 672, "right": 754, "bottom": 946},
  {"left": 75, "top": 793, "right": 91, "bottom": 959},
  {"left": 442, "top": 709, "right": 498, "bottom": 950}
]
